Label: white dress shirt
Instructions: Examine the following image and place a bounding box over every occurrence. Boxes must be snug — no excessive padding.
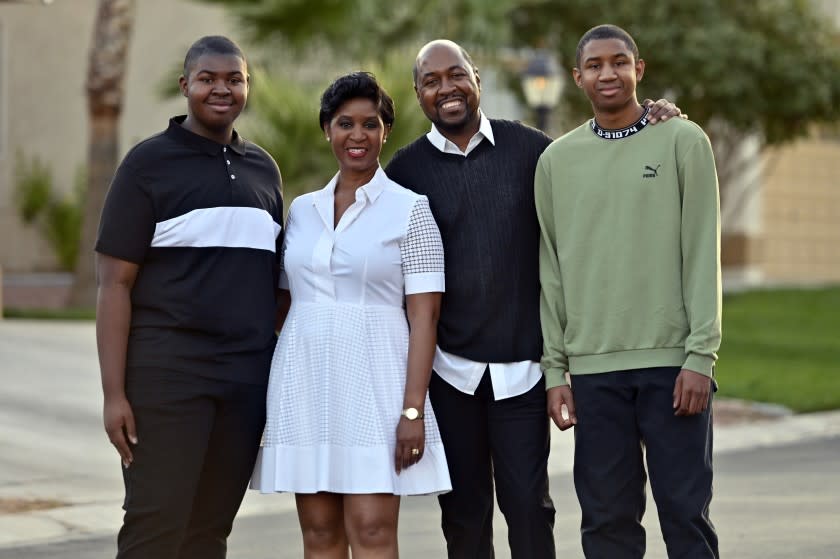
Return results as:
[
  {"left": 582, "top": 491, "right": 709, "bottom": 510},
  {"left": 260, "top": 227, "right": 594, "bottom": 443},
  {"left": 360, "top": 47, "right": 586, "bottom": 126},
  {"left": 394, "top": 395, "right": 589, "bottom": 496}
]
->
[{"left": 425, "top": 112, "right": 543, "bottom": 400}]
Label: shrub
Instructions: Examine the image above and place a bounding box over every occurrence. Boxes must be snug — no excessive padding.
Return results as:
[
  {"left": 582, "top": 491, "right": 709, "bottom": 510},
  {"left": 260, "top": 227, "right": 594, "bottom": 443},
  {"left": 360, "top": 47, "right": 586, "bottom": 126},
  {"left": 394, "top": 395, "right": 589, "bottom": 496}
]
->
[{"left": 13, "top": 152, "right": 84, "bottom": 271}]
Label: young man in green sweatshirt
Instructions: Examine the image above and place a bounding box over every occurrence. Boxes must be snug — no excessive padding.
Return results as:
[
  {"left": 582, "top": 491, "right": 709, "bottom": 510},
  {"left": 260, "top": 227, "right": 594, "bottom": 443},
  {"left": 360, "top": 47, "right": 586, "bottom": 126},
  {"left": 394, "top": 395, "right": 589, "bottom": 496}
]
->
[{"left": 535, "top": 24, "right": 721, "bottom": 559}]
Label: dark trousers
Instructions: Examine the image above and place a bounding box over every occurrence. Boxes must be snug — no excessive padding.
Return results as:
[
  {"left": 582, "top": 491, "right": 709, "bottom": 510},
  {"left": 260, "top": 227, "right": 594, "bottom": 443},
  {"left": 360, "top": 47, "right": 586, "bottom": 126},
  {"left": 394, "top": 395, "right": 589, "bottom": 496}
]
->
[
  {"left": 572, "top": 367, "right": 718, "bottom": 559},
  {"left": 116, "top": 368, "right": 267, "bottom": 559},
  {"left": 429, "top": 370, "right": 556, "bottom": 559}
]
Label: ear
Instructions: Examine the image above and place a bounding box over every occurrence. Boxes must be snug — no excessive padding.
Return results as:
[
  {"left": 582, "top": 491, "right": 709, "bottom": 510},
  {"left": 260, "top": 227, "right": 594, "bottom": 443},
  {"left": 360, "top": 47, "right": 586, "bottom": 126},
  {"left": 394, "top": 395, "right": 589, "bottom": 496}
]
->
[
  {"left": 636, "top": 58, "right": 645, "bottom": 82},
  {"left": 475, "top": 70, "right": 481, "bottom": 91},
  {"left": 572, "top": 68, "right": 583, "bottom": 88},
  {"left": 179, "top": 75, "right": 188, "bottom": 97}
]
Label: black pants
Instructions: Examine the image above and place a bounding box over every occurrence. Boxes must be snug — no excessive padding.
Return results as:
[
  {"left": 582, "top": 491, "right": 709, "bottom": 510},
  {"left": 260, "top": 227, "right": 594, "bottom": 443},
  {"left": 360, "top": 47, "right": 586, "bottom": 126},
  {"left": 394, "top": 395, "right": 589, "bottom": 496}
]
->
[
  {"left": 572, "top": 367, "right": 718, "bottom": 559},
  {"left": 429, "top": 370, "right": 556, "bottom": 559},
  {"left": 116, "top": 368, "right": 267, "bottom": 559}
]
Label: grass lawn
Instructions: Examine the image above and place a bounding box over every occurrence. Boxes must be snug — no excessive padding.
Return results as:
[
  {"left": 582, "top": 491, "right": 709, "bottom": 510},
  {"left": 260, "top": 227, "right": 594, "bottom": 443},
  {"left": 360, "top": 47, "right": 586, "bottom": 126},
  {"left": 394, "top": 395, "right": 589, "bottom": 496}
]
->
[
  {"left": 2, "top": 307, "right": 95, "bottom": 320},
  {"left": 717, "top": 286, "right": 840, "bottom": 413}
]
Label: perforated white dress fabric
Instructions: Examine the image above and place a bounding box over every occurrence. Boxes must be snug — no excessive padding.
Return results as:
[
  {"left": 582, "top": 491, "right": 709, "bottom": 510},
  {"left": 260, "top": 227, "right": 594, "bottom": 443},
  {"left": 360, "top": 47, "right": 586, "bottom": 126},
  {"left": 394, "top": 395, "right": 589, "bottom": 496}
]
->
[{"left": 251, "top": 167, "right": 451, "bottom": 495}]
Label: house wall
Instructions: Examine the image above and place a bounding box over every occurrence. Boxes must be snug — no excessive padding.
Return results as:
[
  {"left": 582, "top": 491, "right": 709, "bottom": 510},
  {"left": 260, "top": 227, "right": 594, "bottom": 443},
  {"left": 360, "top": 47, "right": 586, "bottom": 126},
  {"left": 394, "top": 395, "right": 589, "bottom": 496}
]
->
[
  {"left": 0, "top": 0, "right": 235, "bottom": 272},
  {"left": 760, "top": 139, "right": 840, "bottom": 284}
]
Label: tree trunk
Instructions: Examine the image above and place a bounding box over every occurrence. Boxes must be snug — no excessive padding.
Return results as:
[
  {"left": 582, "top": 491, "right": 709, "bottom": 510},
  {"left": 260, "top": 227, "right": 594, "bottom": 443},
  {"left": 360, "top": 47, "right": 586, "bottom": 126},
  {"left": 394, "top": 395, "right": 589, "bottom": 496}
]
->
[{"left": 68, "top": 0, "right": 134, "bottom": 308}]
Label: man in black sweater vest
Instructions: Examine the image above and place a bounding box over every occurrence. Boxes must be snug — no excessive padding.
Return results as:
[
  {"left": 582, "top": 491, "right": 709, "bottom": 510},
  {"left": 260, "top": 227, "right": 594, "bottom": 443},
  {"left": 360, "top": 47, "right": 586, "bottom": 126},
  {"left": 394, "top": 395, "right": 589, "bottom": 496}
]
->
[{"left": 386, "top": 39, "right": 680, "bottom": 558}]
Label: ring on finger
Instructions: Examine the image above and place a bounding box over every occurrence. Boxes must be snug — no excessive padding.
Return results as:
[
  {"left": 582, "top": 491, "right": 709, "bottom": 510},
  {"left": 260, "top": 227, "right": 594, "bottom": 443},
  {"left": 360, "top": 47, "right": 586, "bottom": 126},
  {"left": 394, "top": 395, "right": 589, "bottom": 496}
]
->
[{"left": 411, "top": 448, "right": 420, "bottom": 456}]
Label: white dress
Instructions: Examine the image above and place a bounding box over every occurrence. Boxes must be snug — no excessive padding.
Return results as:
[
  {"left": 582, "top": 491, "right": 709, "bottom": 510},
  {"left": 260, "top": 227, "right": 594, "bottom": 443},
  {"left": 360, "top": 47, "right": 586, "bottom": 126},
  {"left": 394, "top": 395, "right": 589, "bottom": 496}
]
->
[{"left": 251, "top": 167, "right": 452, "bottom": 495}]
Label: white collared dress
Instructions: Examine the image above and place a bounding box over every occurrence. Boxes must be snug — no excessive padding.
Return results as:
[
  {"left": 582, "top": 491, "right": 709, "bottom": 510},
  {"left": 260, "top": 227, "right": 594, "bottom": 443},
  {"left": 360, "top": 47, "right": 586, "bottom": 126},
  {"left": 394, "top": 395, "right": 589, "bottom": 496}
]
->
[{"left": 251, "top": 167, "right": 452, "bottom": 495}]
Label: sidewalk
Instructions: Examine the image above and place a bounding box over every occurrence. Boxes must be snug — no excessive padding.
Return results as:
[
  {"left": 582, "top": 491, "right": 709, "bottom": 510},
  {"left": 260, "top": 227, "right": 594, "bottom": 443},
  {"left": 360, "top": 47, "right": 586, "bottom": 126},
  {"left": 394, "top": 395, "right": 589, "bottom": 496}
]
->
[{"left": 2, "top": 318, "right": 840, "bottom": 551}]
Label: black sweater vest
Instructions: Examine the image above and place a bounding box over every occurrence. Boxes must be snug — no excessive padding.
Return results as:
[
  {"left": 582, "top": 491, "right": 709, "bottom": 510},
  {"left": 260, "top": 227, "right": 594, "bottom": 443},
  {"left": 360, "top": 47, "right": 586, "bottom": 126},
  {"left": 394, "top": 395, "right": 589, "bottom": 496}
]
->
[{"left": 386, "top": 119, "right": 552, "bottom": 363}]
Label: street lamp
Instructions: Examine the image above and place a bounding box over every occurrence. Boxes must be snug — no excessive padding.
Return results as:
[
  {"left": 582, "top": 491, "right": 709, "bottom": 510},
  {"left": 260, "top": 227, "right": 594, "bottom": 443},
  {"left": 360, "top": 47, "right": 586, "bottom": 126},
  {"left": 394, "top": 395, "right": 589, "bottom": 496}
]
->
[{"left": 521, "top": 49, "right": 562, "bottom": 133}]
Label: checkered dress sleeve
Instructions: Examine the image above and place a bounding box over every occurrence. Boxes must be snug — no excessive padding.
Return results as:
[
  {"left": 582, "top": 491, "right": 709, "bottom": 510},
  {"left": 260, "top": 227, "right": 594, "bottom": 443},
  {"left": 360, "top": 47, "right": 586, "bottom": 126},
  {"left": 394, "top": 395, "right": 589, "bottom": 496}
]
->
[{"left": 401, "top": 196, "right": 445, "bottom": 295}]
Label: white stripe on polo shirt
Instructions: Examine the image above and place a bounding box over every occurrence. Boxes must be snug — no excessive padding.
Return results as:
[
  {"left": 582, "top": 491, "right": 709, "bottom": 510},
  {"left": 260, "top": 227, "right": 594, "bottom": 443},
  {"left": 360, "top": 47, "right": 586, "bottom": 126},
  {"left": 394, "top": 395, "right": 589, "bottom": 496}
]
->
[{"left": 152, "top": 207, "right": 282, "bottom": 251}]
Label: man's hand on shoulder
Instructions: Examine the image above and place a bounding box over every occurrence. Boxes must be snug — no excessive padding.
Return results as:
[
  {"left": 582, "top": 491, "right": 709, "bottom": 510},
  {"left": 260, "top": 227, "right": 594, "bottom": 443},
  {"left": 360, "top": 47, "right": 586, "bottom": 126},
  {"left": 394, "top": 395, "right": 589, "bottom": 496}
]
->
[
  {"left": 643, "top": 98, "right": 687, "bottom": 124},
  {"left": 673, "top": 369, "right": 712, "bottom": 416},
  {"left": 547, "top": 384, "right": 577, "bottom": 431}
]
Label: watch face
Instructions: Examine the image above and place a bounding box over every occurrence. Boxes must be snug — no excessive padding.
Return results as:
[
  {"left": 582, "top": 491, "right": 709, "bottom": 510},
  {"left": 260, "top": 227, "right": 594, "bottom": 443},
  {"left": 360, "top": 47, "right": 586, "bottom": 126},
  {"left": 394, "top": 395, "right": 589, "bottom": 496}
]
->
[{"left": 404, "top": 408, "right": 419, "bottom": 420}]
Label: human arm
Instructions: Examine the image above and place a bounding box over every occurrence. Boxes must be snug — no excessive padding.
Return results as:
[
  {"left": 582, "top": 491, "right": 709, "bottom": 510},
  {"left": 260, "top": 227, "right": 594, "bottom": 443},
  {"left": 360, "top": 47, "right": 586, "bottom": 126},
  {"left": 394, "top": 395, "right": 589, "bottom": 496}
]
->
[
  {"left": 534, "top": 156, "right": 577, "bottom": 429},
  {"left": 274, "top": 198, "right": 293, "bottom": 333},
  {"left": 96, "top": 253, "right": 139, "bottom": 467},
  {"left": 643, "top": 98, "right": 685, "bottom": 124},
  {"left": 395, "top": 196, "right": 444, "bottom": 472},
  {"left": 674, "top": 129, "right": 722, "bottom": 416},
  {"left": 395, "top": 291, "right": 441, "bottom": 473}
]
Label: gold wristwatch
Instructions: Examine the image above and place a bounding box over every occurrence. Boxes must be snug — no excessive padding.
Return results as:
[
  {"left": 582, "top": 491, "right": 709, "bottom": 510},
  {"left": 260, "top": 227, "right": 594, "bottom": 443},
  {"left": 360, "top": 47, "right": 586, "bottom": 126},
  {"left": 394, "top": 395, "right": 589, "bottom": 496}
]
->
[{"left": 401, "top": 407, "right": 424, "bottom": 420}]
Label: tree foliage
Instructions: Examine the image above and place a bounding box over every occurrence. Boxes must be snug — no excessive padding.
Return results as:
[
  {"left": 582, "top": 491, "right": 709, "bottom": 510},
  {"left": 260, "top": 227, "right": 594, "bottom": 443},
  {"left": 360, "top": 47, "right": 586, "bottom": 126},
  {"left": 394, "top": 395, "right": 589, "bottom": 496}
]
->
[
  {"left": 194, "top": 0, "right": 516, "bottom": 61},
  {"left": 510, "top": 0, "right": 840, "bottom": 145},
  {"left": 14, "top": 153, "right": 85, "bottom": 272}
]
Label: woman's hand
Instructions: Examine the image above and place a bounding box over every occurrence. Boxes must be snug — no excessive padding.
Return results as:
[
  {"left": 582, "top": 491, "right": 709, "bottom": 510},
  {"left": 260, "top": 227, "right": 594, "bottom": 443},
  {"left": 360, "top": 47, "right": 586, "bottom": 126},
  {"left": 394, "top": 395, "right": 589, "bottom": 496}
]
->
[{"left": 395, "top": 417, "right": 425, "bottom": 473}]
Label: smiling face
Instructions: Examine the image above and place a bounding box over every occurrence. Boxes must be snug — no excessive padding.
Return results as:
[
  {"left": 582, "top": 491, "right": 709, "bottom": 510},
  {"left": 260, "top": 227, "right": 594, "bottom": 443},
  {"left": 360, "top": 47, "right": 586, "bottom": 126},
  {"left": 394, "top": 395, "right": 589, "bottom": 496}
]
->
[
  {"left": 414, "top": 42, "right": 481, "bottom": 137},
  {"left": 324, "top": 97, "right": 389, "bottom": 177},
  {"left": 573, "top": 37, "right": 645, "bottom": 119},
  {"left": 179, "top": 53, "right": 248, "bottom": 144}
]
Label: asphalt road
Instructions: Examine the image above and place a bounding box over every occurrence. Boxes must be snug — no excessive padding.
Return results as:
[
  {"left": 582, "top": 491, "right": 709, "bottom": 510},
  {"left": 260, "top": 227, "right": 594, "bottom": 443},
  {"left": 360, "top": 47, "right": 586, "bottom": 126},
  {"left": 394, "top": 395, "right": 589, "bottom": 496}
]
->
[{"left": 4, "top": 436, "right": 839, "bottom": 559}]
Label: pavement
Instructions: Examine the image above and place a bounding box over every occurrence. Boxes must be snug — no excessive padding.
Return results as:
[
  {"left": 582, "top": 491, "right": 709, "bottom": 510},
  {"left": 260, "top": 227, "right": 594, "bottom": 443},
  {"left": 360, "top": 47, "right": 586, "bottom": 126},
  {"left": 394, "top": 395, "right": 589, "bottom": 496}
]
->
[{"left": 1, "top": 319, "right": 839, "bottom": 557}]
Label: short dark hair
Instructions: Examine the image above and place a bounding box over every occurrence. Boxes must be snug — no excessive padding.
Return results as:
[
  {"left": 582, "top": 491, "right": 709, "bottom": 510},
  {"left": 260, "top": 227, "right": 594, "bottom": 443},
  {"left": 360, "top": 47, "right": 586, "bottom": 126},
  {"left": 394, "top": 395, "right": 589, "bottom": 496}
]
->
[
  {"left": 183, "top": 35, "right": 246, "bottom": 76},
  {"left": 319, "top": 72, "right": 395, "bottom": 130},
  {"left": 576, "top": 24, "right": 639, "bottom": 68},
  {"left": 412, "top": 41, "right": 478, "bottom": 86}
]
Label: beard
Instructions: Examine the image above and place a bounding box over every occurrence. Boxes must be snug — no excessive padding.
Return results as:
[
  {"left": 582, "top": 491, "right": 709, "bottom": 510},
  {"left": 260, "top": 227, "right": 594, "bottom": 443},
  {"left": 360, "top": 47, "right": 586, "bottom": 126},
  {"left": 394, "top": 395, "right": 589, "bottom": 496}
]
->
[{"left": 429, "top": 106, "right": 479, "bottom": 136}]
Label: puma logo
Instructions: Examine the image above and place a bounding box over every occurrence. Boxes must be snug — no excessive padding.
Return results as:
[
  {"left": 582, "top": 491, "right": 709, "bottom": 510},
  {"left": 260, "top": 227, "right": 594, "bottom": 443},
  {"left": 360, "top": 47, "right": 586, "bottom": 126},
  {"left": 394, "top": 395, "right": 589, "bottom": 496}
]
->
[{"left": 643, "top": 164, "right": 660, "bottom": 178}]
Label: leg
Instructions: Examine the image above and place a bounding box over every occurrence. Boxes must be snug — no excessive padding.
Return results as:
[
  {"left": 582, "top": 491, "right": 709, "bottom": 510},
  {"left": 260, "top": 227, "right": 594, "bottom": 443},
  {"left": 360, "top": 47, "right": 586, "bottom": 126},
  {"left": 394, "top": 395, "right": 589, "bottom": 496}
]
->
[
  {"left": 344, "top": 493, "right": 400, "bottom": 558},
  {"left": 637, "top": 367, "right": 718, "bottom": 559},
  {"left": 117, "top": 369, "right": 216, "bottom": 559},
  {"left": 296, "top": 493, "right": 349, "bottom": 559},
  {"left": 178, "top": 379, "right": 267, "bottom": 559},
  {"left": 572, "top": 371, "right": 647, "bottom": 559},
  {"left": 429, "top": 371, "right": 495, "bottom": 558},
  {"left": 488, "top": 376, "right": 556, "bottom": 559}
]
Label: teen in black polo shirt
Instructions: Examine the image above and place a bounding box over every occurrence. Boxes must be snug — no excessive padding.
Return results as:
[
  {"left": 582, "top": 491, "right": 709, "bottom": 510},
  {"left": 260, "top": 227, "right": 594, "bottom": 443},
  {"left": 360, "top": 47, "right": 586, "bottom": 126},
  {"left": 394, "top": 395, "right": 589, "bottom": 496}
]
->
[{"left": 95, "top": 36, "right": 283, "bottom": 559}]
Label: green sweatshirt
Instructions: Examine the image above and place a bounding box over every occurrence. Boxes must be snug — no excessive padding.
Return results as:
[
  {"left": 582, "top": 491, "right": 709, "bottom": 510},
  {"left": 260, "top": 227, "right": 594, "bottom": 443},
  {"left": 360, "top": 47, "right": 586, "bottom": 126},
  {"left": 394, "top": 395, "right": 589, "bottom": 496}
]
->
[{"left": 535, "top": 117, "right": 721, "bottom": 389}]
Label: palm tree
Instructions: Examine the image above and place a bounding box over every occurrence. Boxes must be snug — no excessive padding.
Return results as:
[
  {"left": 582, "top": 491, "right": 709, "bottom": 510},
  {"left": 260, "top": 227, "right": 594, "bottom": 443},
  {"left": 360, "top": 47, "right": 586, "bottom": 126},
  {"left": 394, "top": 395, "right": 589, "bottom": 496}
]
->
[{"left": 68, "top": 0, "right": 134, "bottom": 307}]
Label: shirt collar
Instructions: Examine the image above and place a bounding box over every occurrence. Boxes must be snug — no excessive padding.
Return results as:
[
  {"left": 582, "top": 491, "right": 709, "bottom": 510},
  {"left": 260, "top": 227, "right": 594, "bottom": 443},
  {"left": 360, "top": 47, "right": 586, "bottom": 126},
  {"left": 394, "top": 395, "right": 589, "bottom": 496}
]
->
[
  {"left": 316, "top": 165, "right": 389, "bottom": 205},
  {"left": 426, "top": 110, "right": 495, "bottom": 155},
  {"left": 167, "top": 115, "right": 246, "bottom": 156}
]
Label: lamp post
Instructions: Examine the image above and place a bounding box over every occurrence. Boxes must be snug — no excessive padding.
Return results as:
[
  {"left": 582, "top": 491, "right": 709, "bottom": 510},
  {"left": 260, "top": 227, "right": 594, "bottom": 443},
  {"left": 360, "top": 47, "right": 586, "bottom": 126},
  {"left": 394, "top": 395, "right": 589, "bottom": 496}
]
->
[{"left": 522, "top": 49, "right": 562, "bottom": 133}]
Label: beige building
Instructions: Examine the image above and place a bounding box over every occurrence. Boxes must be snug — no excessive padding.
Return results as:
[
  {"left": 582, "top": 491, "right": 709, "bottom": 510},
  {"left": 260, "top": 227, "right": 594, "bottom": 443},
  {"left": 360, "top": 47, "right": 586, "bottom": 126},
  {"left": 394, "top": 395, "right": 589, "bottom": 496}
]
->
[
  {"left": 759, "top": 136, "right": 840, "bottom": 284},
  {"left": 0, "top": 0, "right": 236, "bottom": 272}
]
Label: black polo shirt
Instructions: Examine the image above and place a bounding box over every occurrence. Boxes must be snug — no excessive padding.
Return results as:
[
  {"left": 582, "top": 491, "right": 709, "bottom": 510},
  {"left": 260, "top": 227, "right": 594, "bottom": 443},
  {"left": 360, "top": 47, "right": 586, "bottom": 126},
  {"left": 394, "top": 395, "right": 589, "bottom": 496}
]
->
[{"left": 96, "top": 116, "right": 284, "bottom": 385}]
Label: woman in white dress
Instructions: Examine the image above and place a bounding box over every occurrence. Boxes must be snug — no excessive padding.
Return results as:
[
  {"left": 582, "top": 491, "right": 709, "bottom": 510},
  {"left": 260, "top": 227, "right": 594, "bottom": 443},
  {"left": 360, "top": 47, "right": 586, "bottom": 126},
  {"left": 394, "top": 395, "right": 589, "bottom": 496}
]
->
[{"left": 251, "top": 72, "right": 451, "bottom": 557}]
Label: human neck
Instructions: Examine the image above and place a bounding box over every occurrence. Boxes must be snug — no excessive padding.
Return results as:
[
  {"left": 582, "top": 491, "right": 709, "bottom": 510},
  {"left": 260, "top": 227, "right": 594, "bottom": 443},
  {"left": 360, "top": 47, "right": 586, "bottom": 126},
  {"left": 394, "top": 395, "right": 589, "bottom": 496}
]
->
[
  {"left": 336, "top": 165, "right": 378, "bottom": 194},
  {"left": 181, "top": 116, "right": 233, "bottom": 145},
  {"left": 593, "top": 100, "right": 645, "bottom": 131}
]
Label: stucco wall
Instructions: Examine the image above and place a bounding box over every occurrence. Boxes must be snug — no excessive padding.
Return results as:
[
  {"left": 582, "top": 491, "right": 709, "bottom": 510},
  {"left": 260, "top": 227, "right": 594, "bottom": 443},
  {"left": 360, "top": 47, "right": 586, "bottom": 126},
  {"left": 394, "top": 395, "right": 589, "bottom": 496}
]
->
[
  {"left": 761, "top": 139, "right": 840, "bottom": 284},
  {"left": 0, "top": 0, "right": 236, "bottom": 272}
]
